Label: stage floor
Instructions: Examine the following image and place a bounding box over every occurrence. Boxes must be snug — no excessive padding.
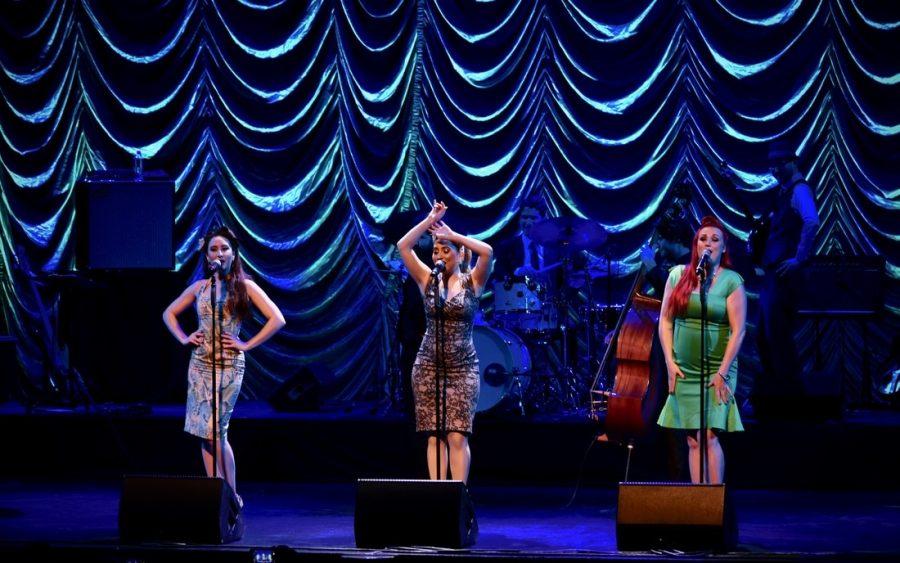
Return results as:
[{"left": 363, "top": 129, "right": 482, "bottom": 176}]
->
[
  {"left": 1, "top": 480, "right": 900, "bottom": 561},
  {"left": 4, "top": 401, "right": 900, "bottom": 489}
]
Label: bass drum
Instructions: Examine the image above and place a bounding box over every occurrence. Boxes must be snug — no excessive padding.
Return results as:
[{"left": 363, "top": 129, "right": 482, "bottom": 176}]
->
[{"left": 473, "top": 325, "right": 530, "bottom": 413}]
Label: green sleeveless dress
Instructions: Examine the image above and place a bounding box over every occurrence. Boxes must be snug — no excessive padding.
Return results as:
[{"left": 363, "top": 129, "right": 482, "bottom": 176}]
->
[{"left": 657, "top": 266, "right": 744, "bottom": 432}]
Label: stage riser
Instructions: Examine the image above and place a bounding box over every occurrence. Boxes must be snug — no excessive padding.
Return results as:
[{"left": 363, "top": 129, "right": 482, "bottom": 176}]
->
[{"left": 3, "top": 408, "right": 899, "bottom": 489}]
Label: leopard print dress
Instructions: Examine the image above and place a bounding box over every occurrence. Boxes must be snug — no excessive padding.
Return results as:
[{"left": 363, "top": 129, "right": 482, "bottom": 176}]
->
[{"left": 412, "top": 273, "right": 481, "bottom": 434}]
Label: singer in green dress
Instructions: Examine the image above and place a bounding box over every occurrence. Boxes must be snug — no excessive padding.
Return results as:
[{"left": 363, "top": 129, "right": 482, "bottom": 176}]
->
[{"left": 657, "top": 216, "right": 746, "bottom": 484}]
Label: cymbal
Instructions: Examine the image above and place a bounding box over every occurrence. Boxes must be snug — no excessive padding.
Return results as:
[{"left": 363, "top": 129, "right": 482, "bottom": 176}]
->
[{"left": 530, "top": 217, "right": 608, "bottom": 250}]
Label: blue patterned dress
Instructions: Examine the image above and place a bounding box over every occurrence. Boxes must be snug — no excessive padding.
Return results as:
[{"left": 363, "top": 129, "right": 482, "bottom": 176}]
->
[{"left": 184, "top": 280, "right": 245, "bottom": 440}]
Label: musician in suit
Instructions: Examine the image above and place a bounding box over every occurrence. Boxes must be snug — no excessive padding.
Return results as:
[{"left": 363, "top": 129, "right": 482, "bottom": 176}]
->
[
  {"left": 494, "top": 198, "right": 590, "bottom": 292},
  {"left": 752, "top": 141, "right": 819, "bottom": 411},
  {"left": 494, "top": 197, "right": 547, "bottom": 282}
]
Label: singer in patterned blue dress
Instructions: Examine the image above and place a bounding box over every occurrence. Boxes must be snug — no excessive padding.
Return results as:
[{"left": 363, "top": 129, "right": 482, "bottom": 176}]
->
[{"left": 163, "top": 226, "right": 285, "bottom": 502}]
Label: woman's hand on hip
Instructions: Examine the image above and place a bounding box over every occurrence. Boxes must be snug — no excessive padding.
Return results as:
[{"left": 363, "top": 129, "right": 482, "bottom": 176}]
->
[
  {"left": 184, "top": 330, "right": 204, "bottom": 347},
  {"left": 222, "top": 333, "right": 250, "bottom": 352}
]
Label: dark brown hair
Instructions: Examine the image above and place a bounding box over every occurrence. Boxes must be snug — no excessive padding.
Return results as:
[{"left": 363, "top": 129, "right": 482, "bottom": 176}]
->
[{"left": 201, "top": 226, "right": 251, "bottom": 321}]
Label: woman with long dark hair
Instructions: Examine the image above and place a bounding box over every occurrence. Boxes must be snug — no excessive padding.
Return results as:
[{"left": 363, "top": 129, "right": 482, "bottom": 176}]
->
[
  {"left": 163, "top": 226, "right": 285, "bottom": 502},
  {"left": 397, "top": 201, "right": 493, "bottom": 484},
  {"left": 657, "top": 216, "right": 746, "bottom": 484}
]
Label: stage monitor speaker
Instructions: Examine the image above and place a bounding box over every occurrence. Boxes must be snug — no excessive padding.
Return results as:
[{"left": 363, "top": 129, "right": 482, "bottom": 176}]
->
[
  {"left": 119, "top": 475, "right": 244, "bottom": 544},
  {"left": 616, "top": 482, "right": 735, "bottom": 551},
  {"left": 355, "top": 479, "right": 477, "bottom": 548},
  {"left": 268, "top": 364, "right": 324, "bottom": 412},
  {"left": 76, "top": 170, "right": 174, "bottom": 270},
  {"left": 795, "top": 256, "right": 884, "bottom": 317}
]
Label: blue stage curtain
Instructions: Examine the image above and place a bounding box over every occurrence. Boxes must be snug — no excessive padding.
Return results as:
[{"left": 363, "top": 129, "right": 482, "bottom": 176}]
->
[{"left": 1, "top": 0, "right": 897, "bottom": 402}]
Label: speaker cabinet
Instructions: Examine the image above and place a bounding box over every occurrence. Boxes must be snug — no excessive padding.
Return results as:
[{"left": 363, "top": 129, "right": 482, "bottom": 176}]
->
[
  {"left": 355, "top": 479, "right": 477, "bottom": 548},
  {"left": 119, "top": 475, "right": 244, "bottom": 544},
  {"left": 616, "top": 482, "right": 735, "bottom": 551},
  {"left": 76, "top": 170, "right": 174, "bottom": 270},
  {"left": 268, "top": 365, "right": 325, "bottom": 412}
]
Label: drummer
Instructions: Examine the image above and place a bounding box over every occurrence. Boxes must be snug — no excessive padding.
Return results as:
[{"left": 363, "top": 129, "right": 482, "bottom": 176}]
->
[
  {"left": 494, "top": 198, "right": 591, "bottom": 291},
  {"left": 494, "top": 197, "right": 547, "bottom": 283}
]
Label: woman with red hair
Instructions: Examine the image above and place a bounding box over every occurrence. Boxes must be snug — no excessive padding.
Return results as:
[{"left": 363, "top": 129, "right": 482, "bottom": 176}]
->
[{"left": 657, "top": 216, "right": 746, "bottom": 484}]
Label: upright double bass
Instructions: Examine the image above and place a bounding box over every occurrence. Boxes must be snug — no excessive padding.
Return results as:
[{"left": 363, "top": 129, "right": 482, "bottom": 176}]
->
[
  {"left": 589, "top": 269, "right": 662, "bottom": 445},
  {"left": 589, "top": 187, "right": 690, "bottom": 445}
]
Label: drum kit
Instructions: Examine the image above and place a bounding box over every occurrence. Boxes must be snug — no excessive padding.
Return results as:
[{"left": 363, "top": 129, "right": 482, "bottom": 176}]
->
[{"left": 474, "top": 217, "right": 625, "bottom": 416}]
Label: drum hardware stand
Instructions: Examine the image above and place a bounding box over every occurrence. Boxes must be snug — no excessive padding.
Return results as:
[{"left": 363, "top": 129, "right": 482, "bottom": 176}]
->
[
  {"left": 511, "top": 371, "right": 527, "bottom": 416},
  {"left": 556, "top": 244, "right": 583, "bottom": 413},
  {"left": 11, "top": 248, "right": 96, "bottom": 411}
]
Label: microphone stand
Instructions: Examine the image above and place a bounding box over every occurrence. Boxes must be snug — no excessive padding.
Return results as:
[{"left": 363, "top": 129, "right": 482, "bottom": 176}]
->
[
  {"left": 431, "top": 270, "right": 446, "bottom": 481},
  {"left": 209, "top": 269, "right": 220, "bottom": 483},
  {"left": 698, "top": 265, "right": 710, "bottom": 484}
]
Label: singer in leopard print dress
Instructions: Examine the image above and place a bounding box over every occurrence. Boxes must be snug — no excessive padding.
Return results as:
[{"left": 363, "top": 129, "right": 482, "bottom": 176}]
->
[
  {"left": 413, "top": 272, "right": 481, "bottom": 434},
  {"left": 397, "top": 201, "right": 494, "bottom": 484}
]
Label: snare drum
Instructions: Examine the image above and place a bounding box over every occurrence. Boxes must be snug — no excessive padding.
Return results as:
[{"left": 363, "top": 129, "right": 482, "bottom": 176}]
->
[
  {"left": 493, "top": 281, "right": 541, "bottom": 313},
  {"left": 472, "top": 325, "right": 531, "bottom": 412}
]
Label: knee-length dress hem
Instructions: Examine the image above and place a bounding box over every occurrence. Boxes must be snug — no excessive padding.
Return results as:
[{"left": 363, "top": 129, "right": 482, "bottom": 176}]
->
[
  {"left": 412, "top": 273, "right": 481, "bottom": 435},
  {"left": 184, "top": 280, "right": 245, "bottom": 441},
  {"left": 656, "top": 266, "right": 745, "bottom": 433}
]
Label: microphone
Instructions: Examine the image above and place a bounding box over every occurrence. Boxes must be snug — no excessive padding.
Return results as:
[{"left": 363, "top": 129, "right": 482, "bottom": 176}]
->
[
  {"left": 209, "top": 259, "right": 223, "bottom": 273},
  {"left": 430, "top": 260, "right": 445, "bottom": 276},
  {"left": 695, "top": 249, "right": 712, "bottom": 276}
]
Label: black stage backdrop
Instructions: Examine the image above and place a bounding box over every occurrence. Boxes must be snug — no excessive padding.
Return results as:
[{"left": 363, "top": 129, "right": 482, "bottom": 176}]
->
[{"left": 0, "top": 1, "right": 897, "bottom": 404}]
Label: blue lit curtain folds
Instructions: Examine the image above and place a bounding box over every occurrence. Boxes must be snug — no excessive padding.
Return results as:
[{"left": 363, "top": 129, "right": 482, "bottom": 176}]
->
[{"left": 1, "top": 1, "right": 897, "bottom": 401}]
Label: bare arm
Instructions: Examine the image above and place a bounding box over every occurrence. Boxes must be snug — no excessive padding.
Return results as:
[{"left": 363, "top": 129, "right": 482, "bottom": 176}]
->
[
  {"left": 717, "top": 284, "right": 747, "bottom": 377},
  {"left": 222, "top": 280, "right": 284, "bottom": 352},
  {"left": 397, "top": 201, "right": 446, "bottom": 293},
  {"left": 657, "top": 269, "right": 685, "bottom": 392},
  {"left": 710, "top": 282, "right": 747, "bottom": 404},
  {"left": 429, "top": 221, "right": 493, "bottom": 295},
  {"left": 230, "top": 279, "right": 286, "bottom": 351},
  {"left": 162, "top": 281, "right": 202, "bottom": 345}
]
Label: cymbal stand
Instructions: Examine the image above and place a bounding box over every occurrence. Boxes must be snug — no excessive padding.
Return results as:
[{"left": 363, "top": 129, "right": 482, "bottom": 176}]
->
[
  {"left": 582, "top": 258, "right": 595, "bottom": 376},
  {"left": 556, "top": 241, "right": 581, "bottom": 412}
]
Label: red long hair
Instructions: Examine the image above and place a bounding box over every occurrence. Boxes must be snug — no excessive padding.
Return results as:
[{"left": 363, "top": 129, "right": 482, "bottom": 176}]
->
[{"left": 665, "top": 216, "right": 732, "bottom": 318}]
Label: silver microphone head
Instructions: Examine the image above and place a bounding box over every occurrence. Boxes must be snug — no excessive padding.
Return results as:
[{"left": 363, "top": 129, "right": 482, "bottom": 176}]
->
[
  {"left": 210, "top": 259, "right": 223, "bottom": 271},
  {"left": 696, "top": 249, "right": 712, "bottom": 275}
]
